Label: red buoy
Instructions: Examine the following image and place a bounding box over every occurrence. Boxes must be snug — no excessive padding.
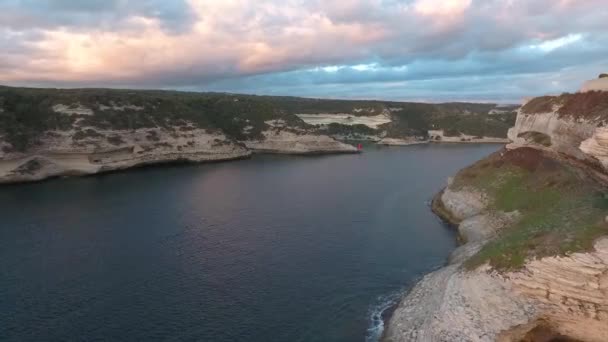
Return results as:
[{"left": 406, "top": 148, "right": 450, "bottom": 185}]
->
[{"left": 357, "top": 143, "right": 363, "bottom": 151}]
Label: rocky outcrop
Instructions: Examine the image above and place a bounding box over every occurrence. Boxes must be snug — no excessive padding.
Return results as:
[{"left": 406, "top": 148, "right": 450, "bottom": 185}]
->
[
  {"left": 377, "top": 138, "right": 427, "bottom": 146},
  {"left": 507, "top": 111, "right": 598, "bottom": 158},
  {"left": 507, "top": 89, "right": 608, "bottom": 164},
  {"left": 0, "top": 127, "right": 251, "bottom": 184},
  {"left": 438, "top": 185, "right": 488, "bottom": 222},
  {"left": 0, "top": 125, "right": 364, "bottom": 183},
  {"left": 385, "top": 180, "right": 608, "bottom": 342},
  {"left": 385, "top": 81, "right": 608, "bottom": 342},
  {"left": 243, "top": 129, "right": 358, "bottom": 154},
  {"left": 384, "top": 188, "right": 534, "bottom": 342},
  {"left": 581, "top": 127, "right": 608, "bottom": 169},
  {"left": 429, "top": 130, "right": 511, "bottom": 144},
  {"left": 503, "top": 238, "right": 608, "bottom": 341}
]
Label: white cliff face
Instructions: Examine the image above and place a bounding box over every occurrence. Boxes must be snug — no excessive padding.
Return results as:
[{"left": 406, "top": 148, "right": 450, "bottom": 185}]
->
[
  {"left": 508, "top": 82, "right": 608, "bottom": 163},
  {"left": 0, "top": 127, "right": 251, "bottom": 184},
  {"left": 385, "top": 183, "right": 608, "bottom": 342},
  {"left": 377, "top": 137, "right": 427, "bottom": 146},
  {"left": 581, "top": 127, "right": 608, "bottom": 168},
  {"left": 243, "top": 129, "right": 358, "bottom": 154},
  {"left": 385, "top": 265, "right": 539, "bottom": 342},
  {"left": 507, "top": 110, "right": 598, "bottom": 159},
  {"left": 295, "top": 112, "right": 392, "bottom": 129},
  {"left": 386, "top": 85, "right": 608, "bottom": 342},
  {"left": 429, "top": 129, "right": 510, "bottom": 144},
  {"left": 505, "top": 238, "right": 608, "bottom": 341},
  {"left": 440, "top": 186, "right": 488, "bottom": 222},
  {"left": 0, "top": 120, "right": 362, "bottom": 183},
  {"left": 385, "top": 187, "right": 536, "bottom": 342}
]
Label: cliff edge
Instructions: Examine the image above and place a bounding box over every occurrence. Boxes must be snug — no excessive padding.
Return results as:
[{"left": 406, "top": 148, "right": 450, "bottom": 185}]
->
[{"left": 384, "top": 78, "right": 608, "bottom": 341}]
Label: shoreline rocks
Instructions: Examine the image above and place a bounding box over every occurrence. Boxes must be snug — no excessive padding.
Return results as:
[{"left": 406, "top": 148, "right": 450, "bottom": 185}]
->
[
  {"left": 0, "top": 127, "right": 363, "bottom": 184},
  {"left": 384, "top": 187, "right": 534, "bottom": 342},
  {"left": 385, "top": 85, "right": 608, "bottom": 340},
  {"left": 385, "top": 177, "right": 608, "bottom": 341}
]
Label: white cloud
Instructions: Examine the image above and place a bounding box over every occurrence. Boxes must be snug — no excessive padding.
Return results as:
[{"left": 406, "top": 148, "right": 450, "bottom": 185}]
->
[
  {"left": 1, "top": 0, "right": 607, "bottom": 101},
  {"left": 530, "top": 33, "right": 583, "bottom": 52}
]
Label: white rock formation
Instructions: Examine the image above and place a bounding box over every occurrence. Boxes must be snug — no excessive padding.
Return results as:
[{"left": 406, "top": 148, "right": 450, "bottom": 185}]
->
[
  {"left": 429, "top": 130, "right": 510, "bottom": 144},
  {"left": 506, "top": 238, "right": 608, "bottom": 341},
  {"left": 384, "top": 183, "right": 608, "bottom": 342},
  {"left": 295, "top": 112, "right": 392, "bottom": 129},
  {"left": 439, "top": 186, "right": 488, "bottom": 222},
  {"left": 377, "top": 138, "right": 427, "bottom": 146},
  {"left": 507, "top": 109, "right": 598, "bottom": 159},
  {"left": 243, "top": 129, "right": 358, "bottom": 154},
  {"left": 0, "top": 127, "right": 250, "bottom": 184},
  {"left": 52, "top": 103, "right": 95, "bottom": 116},
  {"left": 386, "top": 83, "right": 608, "bottom": 342},
  {"left": 384, "top": 187, "right": 537, "bottom": 342},
  {"left": 581, "top": 127, "right": 608, "bottom": 168}
]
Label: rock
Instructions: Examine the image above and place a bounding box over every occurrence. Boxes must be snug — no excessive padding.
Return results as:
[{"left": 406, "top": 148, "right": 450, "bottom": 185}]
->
[
  {"left": 377, "top": 138, "right": 428, "bottom": 146},
  {"left": 440, "top": 186, "right": 488, "bottom": 222},
  {"left": 580, "top": 127, "right": 608, "bottom": 168},
  {"left": 384, "top": 264, "right": 539, "bottom": 342},
  {"left": 243, "top": 129, "right": 358, "bottom": 154},
  {"left": 386, "top": 79, "right": 608, "bottom": 342},
  {"left": 507, "top": 111, "right": 597, "bottom": 159},
  {"left": 428, "top": 129, "right": 510, "bottom": 144},
  {"left": 386, "top": 166, "right": 605, "bottom": 341},
  {"left": 0, "top": 127, "right": 251, "bottom": 184}
]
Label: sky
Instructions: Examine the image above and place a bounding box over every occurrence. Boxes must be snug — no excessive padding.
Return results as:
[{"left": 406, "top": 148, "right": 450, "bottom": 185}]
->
[{"left": 1, "top": 0, "right": 608, "bottom": 103}]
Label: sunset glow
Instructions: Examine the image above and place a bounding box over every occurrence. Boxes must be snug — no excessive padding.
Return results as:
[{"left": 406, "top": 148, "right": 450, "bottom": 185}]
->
[{"left": 1, "top": 0, "right": 607, "bottom": 101}]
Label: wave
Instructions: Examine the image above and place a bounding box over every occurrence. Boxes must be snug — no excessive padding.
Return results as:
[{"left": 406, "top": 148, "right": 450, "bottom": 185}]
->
[{"left": 365, "top": 290, "right": 403, "bottom": 342}]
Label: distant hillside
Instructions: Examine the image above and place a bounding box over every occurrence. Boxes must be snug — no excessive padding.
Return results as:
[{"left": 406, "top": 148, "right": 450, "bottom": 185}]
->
[{"left": 0, "top": 86, "right": 517, "bottom": 152}]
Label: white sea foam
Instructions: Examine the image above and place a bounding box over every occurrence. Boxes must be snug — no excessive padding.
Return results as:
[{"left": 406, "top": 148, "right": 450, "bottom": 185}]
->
[{"left": 365, "top": 290, "right": 403, "bottom": 342}]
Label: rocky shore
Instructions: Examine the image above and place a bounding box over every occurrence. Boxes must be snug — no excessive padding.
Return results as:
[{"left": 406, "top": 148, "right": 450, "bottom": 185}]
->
[
  {"left": 0, "top": 126, "right": 361, "bottom": 184},
  {"left": 384, "top": 79, "right": 608, "bottom": 342},
  {"left": 1, "top": 86, "right": 516, "bottom": 184}
]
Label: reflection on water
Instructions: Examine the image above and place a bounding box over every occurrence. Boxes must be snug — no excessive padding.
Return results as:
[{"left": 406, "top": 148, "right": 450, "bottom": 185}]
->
[{"left": 0, "top": 143, "right": 501, "bottom": 342}]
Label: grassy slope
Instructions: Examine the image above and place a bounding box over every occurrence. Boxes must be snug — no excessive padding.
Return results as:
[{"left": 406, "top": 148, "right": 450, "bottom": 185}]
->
[
  {"left": 521, "top": 90, "right": 608, "bottom": 119},
  {"left": 449, "top": 147, "right": 608, "bottom": 270}
]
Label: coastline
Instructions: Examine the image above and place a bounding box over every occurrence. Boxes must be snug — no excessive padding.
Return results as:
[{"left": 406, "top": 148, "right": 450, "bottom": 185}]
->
[
  {"left": 382, "top": 146, "right": 608, "bottom": 341},
  {"left": 0, "top": 139, "right": 506, "bottom": 185}
]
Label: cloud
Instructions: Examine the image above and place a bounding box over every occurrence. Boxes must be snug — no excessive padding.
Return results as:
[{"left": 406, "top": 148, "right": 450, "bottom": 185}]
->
[{"left": 1, "top": 0, "right": 607, "bottom": 102}]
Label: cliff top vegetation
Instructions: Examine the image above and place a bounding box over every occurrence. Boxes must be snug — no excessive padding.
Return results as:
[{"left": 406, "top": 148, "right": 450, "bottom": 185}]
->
[{"left": 450, "top": 148, "right": 608, "bottom": 270}]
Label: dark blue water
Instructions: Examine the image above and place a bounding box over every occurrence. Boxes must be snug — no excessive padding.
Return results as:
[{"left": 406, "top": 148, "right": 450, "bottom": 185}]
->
[{"left": 0, "top": 144, "right": 500, "bottom": 342}]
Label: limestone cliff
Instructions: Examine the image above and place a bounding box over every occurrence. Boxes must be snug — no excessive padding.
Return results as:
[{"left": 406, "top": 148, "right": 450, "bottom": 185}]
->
[
  {"left": 0, "top": 85, "right": 516, "bottom": 184},
  {"left": 0, "top": 126, "right": 251, "bottom": 184},
  {"left": 385, "top": 80, "right": 608, "bottom": 341},
  {"left": 243, "top": 129, "right": 358, "bottom": 154},
  {"left": 0, "top": 86, "right": 360, "bottom": 183}
]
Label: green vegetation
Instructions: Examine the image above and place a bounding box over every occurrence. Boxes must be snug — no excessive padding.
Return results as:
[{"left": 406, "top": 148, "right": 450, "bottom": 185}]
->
[
  {"left": 451, "top": 148, "right": 608, "bottom": 270},
  {"left": 0, "top": 86, "right": 287, "bottom": 150},
  {"left": 0, "top": 85, "right": 517, "bottom": 152},
  {"left": 325, "top": 123, "right": 377, "bottom": 136}
]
